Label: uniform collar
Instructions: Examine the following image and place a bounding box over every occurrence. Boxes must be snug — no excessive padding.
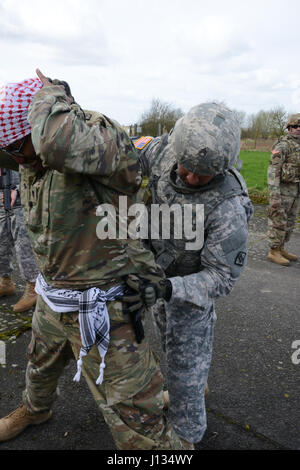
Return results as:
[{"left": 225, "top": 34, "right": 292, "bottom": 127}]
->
[{"left": 168, "top": 163, "right": 225, "bottom": 194}]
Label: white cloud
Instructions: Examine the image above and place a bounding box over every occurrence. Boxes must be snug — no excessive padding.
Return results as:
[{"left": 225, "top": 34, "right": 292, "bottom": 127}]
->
[
  {"left": 0, "top": 0, "right": 300, "bottom": 124},
  {"left": 177, "top": 15, "right": 249, "bottom": 62}
]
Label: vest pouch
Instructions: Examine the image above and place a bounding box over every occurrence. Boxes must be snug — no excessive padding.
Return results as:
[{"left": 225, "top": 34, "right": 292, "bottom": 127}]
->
[
  {"left": 156, "top": 249, "right": 202, "bottom": 277},
  {"left": 156, "top": 250, "right": 175, "bottom": 273},
  {"left": 171, "top": 250, "right": 202, "bottom": 277}
]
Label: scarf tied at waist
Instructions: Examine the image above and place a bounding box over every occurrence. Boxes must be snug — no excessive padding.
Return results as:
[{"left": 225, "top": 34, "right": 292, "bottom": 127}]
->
[{"left": 35, "top": 273, "right": 125, "bottom": 385}]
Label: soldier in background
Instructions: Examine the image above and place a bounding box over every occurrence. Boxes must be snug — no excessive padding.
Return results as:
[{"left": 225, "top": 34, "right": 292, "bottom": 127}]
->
[
  {"left": 0, "top": 168, "right": 39, "bottom": 312},
  {"left": 135, "top": 103, "right": 253, "bottom": 447},
  {"left": 267, "top": 114, "right": 300, "bottom": 265}
]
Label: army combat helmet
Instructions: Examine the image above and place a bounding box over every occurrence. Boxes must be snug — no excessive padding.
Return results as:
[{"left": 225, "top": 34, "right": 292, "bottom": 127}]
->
[
  {"left": 169, "top": 102, "right": 241, "bottom": 175},
  {"left": 285, "top": 113, "right": 300, "bottom": 129}
]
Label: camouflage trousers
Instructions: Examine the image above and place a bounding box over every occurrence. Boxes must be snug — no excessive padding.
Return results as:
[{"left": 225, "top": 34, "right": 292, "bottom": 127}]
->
[
  {"left": 22, "top": 295, "right": 185, "bottom": 450},
  {"left": 267, "top": 183, "right": 300, "bottom": 248},
  {"left": 0, "top": 204, "right": 39, "bottom": 282},
  {"left": 151, "top": 298, "right": 216, "bottom": 444}
]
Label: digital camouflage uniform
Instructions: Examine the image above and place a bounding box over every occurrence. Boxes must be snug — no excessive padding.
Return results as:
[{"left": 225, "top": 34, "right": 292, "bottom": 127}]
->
[
  {"left": 0, "top": 85, "right": 184, "bottom": 450},
  {"left": 267, "top": 133, "right": 300, "bottom": 248},
  {"left": 0, "top": 169, "right": 39, "bottom": 282},
  {"left": 137, "top": 103, "right": 253, "bottom": 443}
]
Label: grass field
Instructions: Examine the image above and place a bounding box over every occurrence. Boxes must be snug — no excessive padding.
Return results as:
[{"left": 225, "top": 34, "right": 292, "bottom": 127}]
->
[{"left": 239, "top": 150, "right": 270, "bottom": 204}]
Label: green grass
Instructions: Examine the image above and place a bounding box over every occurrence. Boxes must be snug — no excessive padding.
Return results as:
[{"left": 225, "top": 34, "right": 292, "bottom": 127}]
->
[
  {"left": 239, "top": 150, "right": 269, "bottom": 190},
  {"left": 142, "top": 150, "right": 270, "bottom": 204},
  {"left": 239, "top": 150, "right": 270, "bottom": 204}
]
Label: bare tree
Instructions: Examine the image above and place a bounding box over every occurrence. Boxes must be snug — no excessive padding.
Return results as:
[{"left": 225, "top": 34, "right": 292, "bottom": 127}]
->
[
  {"left": 268, "top": 106, "right": 288, "bottom": 138},
  {"left": 232, "top": 109, "right": 247, "bottom": 128},
  {"left": 139, "top": 98, "right": 184, "bottom": 136},
  {"left": 242, "top": 107, "right": 288, "bottom": 145}
]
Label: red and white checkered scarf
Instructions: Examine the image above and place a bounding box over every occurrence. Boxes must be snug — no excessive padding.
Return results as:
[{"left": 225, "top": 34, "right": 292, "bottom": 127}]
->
[{"left": 0, "top": 77, "right": 42, "bottom": 148}]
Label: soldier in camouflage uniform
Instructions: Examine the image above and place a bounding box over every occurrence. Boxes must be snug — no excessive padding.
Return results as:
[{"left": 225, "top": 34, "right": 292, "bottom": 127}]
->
[
  {"left": 0, "top": 169, "right": 39, "bottom": 312},
  {"left": 267, "top": 114, "right": 300, "bottom": 266},
  {"left": 134, "top": 103, "right": 253, "bottom": 444},
  {"left": 0, "top": 71, "right": 185, "bottom": 450}
]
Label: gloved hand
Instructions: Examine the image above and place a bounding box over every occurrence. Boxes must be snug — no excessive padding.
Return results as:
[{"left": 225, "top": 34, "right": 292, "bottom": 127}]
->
[
  {"left": 122, "top": 274, "right": 172, "bottom": 310},
  {"left": 46, "top": 77, "right": 75, "bottom": 105},
  {"left": 36, "top": 69, "right": 75, "bottom": 105},
  {"left": 142, "top": 278, "right": 173, "bottom": 307},
  {"left": 49, "top": 78, "right": 74, "bottom": 102},
  {"left": 119, "top": 275, "right": 145, "bottom": 343},
  {"left": 122, "top": 274, "right": 144, "bottom": 314}
]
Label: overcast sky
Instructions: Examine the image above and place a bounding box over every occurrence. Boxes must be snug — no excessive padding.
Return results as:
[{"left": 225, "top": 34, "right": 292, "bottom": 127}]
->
[{"left": 0, "top": 0, "right": 299, "bottom": 125}]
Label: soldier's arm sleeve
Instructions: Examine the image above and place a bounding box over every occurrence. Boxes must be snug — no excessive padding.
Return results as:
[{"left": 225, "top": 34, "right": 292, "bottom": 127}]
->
[
  {"left": 267, "top": 142, "right": 286, "bottom": 214},
  {"left": 28, "top": 86, "right": 124, "bottom": 177},
  {"left": 10, "top": 170, "right": 20, "bottom": 189},
  {"left": 168, "top": 198, "right": 250, "bottom": 310},
  {"left": 138, "top": 137, "right": 163, "bottom": 177}
]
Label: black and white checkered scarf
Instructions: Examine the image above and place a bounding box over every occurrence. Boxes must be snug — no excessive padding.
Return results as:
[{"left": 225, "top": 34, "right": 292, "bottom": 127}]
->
[{"left": 35, "top": 273, "right": 125, "bottom": 385}]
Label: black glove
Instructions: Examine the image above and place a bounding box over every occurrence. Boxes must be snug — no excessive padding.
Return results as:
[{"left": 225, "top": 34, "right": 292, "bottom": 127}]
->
[
  {"left": 122, "top": 274, "right": 144, "bottom": 314},
  {"left": 122, "top": 274, "right": 172, "bottom": 310},
  {"left": 47, "top": 77, "right": 75, "bottom": 103},
  {"left": 142, "top": 279, "right": 172, "bottom": 307},
  {"left": 120, "top": 274, "right": 172, "bottom": 343},
  {"left": 121, "top": 275, "right": 144, "bottom": 343}
]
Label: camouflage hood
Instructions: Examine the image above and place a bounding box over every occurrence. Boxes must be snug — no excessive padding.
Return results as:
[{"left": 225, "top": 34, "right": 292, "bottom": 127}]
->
[{"left": 169, "top": 102, "right": 241, "bottom": 176}]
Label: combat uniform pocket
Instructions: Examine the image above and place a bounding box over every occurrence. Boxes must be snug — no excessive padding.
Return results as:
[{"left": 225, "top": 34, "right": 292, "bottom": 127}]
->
[
  {"left": 26, "top": 172, "right": 53, "bottom": 231},
  {"left": 156, "top": 251, "right": 175, "bottom": 272},
  {"left": 281, "top": 163, "right": 300, "bottom": 183}
]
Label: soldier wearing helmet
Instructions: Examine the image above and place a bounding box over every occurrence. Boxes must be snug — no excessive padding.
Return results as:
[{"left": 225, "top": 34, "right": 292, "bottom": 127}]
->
[
  {"left": 135, "top": 102, "right": 253, "bottom": 447},
  {"left": 267, "top": 113, "right": 300, "bottom": 265}
]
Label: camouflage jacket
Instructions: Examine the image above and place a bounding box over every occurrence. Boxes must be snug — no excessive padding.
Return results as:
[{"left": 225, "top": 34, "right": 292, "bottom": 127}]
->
[
  {"left": 268, "top": 134, "right": 300, "bottom": 202},
  {"left": 0, "top": 86, "right": 163, "bottom": 289},
  {"left": 138, "top": 135, "right": 253, "bottom": 309}
]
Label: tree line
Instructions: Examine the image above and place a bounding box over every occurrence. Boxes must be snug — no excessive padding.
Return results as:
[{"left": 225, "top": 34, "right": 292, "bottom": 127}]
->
[
  {"left": 137, "top": 99, "right": 289, "bottom": 144},
  {"left": 236, "top": 106, "right": 288, "bottom": 143}
]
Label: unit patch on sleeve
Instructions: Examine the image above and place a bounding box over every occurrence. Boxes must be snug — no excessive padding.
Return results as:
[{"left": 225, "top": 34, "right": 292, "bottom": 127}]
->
[
  {"left": 133, "top": 136, "right": 153, "bottom": 150},
  {"left": 235, "top": 251, "right": 247, "bottom": 266}
]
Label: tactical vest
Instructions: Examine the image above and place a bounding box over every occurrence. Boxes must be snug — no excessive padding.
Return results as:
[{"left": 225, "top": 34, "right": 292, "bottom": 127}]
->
[{"left": 145, "top": 165, "right": 249, "bottom": 277}]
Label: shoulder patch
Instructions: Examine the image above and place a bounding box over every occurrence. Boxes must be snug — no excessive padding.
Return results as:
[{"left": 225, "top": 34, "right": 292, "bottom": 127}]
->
[
  {"left": 235, "top": 251, "right": 247, "bottom": 266},
  {"left": 133, "top": 136, "right": 153, "bottom": 150},
  {"left": 272, "top": 149, "right": 280, "bottom": 155}
]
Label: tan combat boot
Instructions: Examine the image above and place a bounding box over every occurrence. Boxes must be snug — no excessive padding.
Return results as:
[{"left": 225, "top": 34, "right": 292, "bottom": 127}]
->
[
  {"left": 267, "top": 248, "right": 290, "bottom": 266},
  {"left": 13, "top": 282, "right": 37, "bottom": 313},
  {"left": 279, "top": 246, "right": 298, "bottom": 261},
  {"left": 0, "top": 276, "right": 16, "bottom": 297},
  {"left": 0, "top": 405, "right": 52, "bottom": 442}
]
